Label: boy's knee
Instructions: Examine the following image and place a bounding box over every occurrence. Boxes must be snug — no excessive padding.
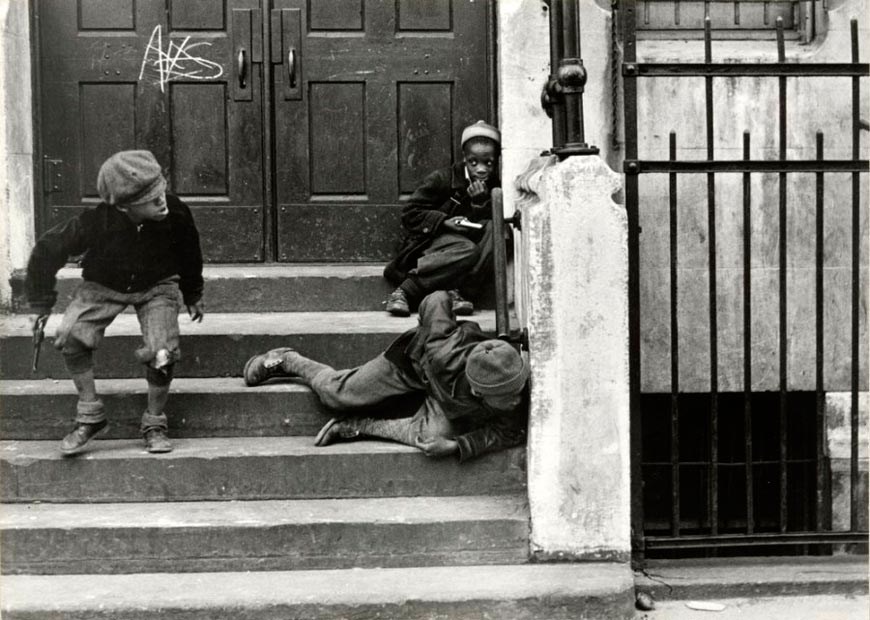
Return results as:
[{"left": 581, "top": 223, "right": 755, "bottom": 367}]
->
[
  {"left": 63, "top": 350, "right": 94, "bottom": 375},
  {"left": 146, "top": 363, "right": 174, "bottom": 386}
]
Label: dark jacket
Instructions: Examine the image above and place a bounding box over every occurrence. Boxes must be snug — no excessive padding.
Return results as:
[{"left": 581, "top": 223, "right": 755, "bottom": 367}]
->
[
  {"left": 383, "top": 161, "right": 500, "bottom": 285},
  {"left": 384, "top": 291, "right": 527, "bottom": 461},
  {"left": 26, "top": 194, "right": 204, "bottom": 313}
]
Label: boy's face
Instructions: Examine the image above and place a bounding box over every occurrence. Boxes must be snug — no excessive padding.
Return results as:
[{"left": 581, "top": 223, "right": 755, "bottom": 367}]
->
[
  {"left": 120, "top": 192, "right": 169, "bottom": 223},
  {"left": 463, "top": 140, "right": 499, "bottom": 183}
]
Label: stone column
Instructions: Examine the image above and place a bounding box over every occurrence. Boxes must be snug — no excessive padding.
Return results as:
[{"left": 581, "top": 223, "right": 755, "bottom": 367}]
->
[
  {"left": 0, "top": 0, "right": 36, "bottom": 310},
  {"left": 518, "top": 154, "right": 631, "bottom": 561}
]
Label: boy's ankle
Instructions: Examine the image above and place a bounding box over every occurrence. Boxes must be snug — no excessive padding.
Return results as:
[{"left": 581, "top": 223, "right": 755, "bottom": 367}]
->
[{"left": 74, "top": 398, "right": 106, "bottom": 425}]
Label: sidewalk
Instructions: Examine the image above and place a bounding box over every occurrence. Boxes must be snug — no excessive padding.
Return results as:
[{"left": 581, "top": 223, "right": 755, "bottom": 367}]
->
[{"left": 639, "top": 594, "right": 868, "bottom": 619}]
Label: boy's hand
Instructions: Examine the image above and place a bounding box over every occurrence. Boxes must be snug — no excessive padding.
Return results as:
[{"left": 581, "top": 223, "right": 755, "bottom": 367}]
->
[
  {"left": 468, "top": 180, "right": 489, "bottom": 203},
  {"left": 442, "top": 216, "right": 471, "bottom": 234},
  {"left": 415, "top": 435, "right": 459, "bottom": 458},
  {"left": 187, "top": 302, "right": 204, "bottom": 323}
]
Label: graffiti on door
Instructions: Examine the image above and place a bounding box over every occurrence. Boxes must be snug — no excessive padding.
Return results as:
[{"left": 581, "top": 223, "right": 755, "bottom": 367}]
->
[{"left": 138, "top": 25, "right": 223, "bottom": 92}]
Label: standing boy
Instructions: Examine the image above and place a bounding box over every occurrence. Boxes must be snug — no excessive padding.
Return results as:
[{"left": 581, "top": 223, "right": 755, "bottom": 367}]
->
[
  {"left": 383, "top": 120, "right": 502, "bottom": 317},
  {"left": 243, "top": 290, "right": 528, "bottom": 461},
  {"left": 26, "top": 150, "right": 204, "bottom": 455}
]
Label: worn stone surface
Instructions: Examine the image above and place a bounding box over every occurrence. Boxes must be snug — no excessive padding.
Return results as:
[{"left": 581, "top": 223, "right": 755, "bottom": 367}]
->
[
  {"left": 0, "top": 437, "right": 526, "bottom": 502},
  {"left": 521, "top": 155, "right": 631, "bottom": 561},
  {"left": 0, "top": 495, "right": 529, "bottom": 574},
  {"left": 7, "top": 265, "right": 497, "bottom": 313},
  {"left": 0, "top": 563, "right": 635, "bottom": 620},
  {"left": 0, "top": 311, "right": 498, "bottom": 380},
  {"left": 827, "top": 391, "right": 870, "bottom": 535},
  {"left": 0, "top": 0, "right": 35, "bottom": 310},
  {"left": 635, "top": 556, "right": 870, "bottom": 600}
]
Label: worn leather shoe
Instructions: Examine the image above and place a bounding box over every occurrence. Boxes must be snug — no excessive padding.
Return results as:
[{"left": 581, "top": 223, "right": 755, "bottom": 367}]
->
[
  {"left": 448, "top": 289, "right": 474, "bottom": 316},
  {"left": 243, "top": 347, "right": 297, "bottom": 386},
  {"left": 384, "top": 288, "right": 410, "bottom": 317},
  {"left": 60, "top": 419, "right": 108, "bottom": 456},
  {"left": 143, "top": 428, "right": 172, "bottom": 453},
  {"left": 314, "top": 417, "right": 361, "bottom": 447}
]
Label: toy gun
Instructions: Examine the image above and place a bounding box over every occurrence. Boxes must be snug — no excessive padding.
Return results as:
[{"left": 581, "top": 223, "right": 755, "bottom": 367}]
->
[{"left": 31, "top": 315, "right": 48, "bottom": 373}]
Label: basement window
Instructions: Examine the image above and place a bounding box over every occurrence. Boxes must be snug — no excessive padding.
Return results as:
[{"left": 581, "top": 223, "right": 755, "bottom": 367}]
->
[{"left": 635, "top": 0, "right": 817, "bottom": 42}]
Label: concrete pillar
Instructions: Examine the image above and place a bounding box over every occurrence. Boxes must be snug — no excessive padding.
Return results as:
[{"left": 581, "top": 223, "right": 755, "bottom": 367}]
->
[
  {"left": 0, "top": 0, "right": 35, "bottom": 310},
  {"left": 518, "top": 153, "right": 631, "bottom": 561}
]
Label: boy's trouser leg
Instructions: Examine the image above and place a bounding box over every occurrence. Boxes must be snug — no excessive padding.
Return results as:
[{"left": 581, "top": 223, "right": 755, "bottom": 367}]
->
[
  {"left": 410, "top": 232, "right": 480, "bottom": 292},
  {"left": 56, "top": 283, "right": 128, "bottom": 424},
  {"left": 134, "top": 281, "right": 181, "bottom": 432},
  {"left": 351, "top": 397, "right": 457, "bottom": 447},
  {"left": 306, "top": 353, "right": 424, "bottom": 410}
]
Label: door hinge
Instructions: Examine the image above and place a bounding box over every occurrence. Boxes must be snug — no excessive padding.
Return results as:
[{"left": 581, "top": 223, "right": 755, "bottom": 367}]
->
[{"left": 43, "top": 158, "right": 63, "bottom": 193}]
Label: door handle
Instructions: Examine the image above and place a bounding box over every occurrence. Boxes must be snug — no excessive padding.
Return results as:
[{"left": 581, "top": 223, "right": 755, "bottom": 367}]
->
[
  {"left": 237, "top": 48, "right": 247, "bottom": 89},
  {"left": 288, "top": 48, "right": 297, "bottom": 88}
]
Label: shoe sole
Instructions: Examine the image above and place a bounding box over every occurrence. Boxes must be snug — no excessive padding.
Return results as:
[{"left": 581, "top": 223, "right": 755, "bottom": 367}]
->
[
  {"left": 146, "top": 444, "right": 173, "bottom": 454},
  {"left": 313, "top": 417, "right": 340, "bottom": 447},
  {"left": 60, "top": 424, "right": 109, "bottom": 457},
  {"left": 453, "top": 306, "right": 474, "bottom": 316}
]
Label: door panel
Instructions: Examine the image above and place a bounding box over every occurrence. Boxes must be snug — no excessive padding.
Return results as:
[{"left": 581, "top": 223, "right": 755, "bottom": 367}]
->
[
  {"left": 37, "top": 0, "right": 266, "bottom": 262},
  {"left": 271, "top": 0, "right": 491, "bottom": 262}
]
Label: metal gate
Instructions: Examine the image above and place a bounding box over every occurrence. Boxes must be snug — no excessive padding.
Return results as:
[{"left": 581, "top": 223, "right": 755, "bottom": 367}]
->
[{"left": 620, "top": 1, "right": 869, "bottom": 557}]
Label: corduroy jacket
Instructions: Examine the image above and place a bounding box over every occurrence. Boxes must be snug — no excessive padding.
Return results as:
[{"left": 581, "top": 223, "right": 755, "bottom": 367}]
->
[
  {"left": 384, "top": 291, "right": 526, "bottom": 461},
  {"left": 26, "top": 194, "right": 203, "bottom": 314}
]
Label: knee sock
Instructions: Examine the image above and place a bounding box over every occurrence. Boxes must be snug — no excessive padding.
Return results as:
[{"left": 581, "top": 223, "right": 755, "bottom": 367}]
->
[{"left": 399, "top": 276, "right": 425, "bottom": 304}]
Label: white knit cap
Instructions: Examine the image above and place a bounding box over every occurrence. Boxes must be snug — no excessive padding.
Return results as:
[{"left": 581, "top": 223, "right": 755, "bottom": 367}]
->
[{"left": 461, "top": 120, "right": 501, "bottom": 148}]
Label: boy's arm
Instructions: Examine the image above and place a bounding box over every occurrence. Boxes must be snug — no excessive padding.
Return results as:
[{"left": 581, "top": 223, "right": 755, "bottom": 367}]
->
[
  {"left": 400, "top": 168, "right": 453, "bottom": 237},
  {"left": 454, "top": 406, "right": 527, "bottom": 462},
  {"left": 25, "top": 215, "right": 90, "bottom": 314},
  {"left": 170, "top": 197, "right": 204, "bottom": 308}
]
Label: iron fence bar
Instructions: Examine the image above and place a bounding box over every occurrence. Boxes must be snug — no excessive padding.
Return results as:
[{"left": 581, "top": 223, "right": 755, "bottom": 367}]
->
[
  {"left": 622, "top": 0, "right": 645, "bottom": 561},
  {"left": 646, "top": 457, "right": 818, "bottom": 466},
  {"left": 743, "top": 131, "right": 754, "bottom": 535},
  {"left": 624, "top": 160, "right": 869, "bottom": 173},
  {"left": 628, "top": 63, "right": 870, "bottom": 77},
  {"left": 776, "top": 18, "right": 789, "bottom": 534},
  {"left": 815, "top": 131, "right": 826, "bottom": 535},
  {"left": 645, "top": 531, "right": 869, "bottom": 549},
  {"left": 669, "top": 131, "right": 681, "bottom": 538},
  {"left": 850, "top": 18, "right": 860, "bottom": 533},
  {"left": 704, "top": 17, "right": 720, "bottom": 539},
  {"left": 490, "top": 188, "right": 510, "bottom": 341}
]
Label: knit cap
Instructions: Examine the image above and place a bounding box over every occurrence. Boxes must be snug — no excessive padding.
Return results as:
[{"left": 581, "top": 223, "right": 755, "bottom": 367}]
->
[
  {"left": 465, "top": 340, "right": 529, "bottom": 396},
  {"left": 461, "top": 120, "right": 501, "bottom": 148},
  {"left": 97, "top": 150, "right": 166, "bottom": 206}
]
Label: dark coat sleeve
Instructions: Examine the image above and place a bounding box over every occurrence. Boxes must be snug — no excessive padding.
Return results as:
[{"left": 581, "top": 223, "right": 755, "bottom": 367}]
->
[
  {"left": 454, "top": 400, "right": 528, "bottom": 462},
  {"left": 400, "top": 168, "right": 456, "bottom": 239},
  {"left": 25, "top": 213, "right": 93, "bottom": 314},
  {"left": 169, "top": 197, "right": 204, "bottom": 306}
]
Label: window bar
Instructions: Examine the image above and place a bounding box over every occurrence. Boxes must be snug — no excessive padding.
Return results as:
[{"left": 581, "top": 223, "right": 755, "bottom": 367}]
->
[
  {"left": 734, "top": 0, "right": 740, "bottom": 26},
  {"left": 669, "top": 131, "right": 681, "bottom": 538},
  {"left": 743, "top": 131, "right": 755, "bottom": 534},
  {"left": 704, "top": 17, "right": 720, "bottom": 537},
  {"left": 776, "top": 18, "right": 789, "bottom": 533},
  {"left": 850, "top": 18, "right": 860, "bottom": 532},
  {"left": 622, "top": 0, "right": 645, "bottom": 560},
  {"left": 815, "top": 131, "right": 826, "bottom": 535},
  {"left": 644, "top": 0, "right": 650, "bottom": 25},
  {"left": 675, "top": 1, "right": 681, "bottom": 26},
  {"left": 764, "top": 1, "right": 770, "bottom": 26}
]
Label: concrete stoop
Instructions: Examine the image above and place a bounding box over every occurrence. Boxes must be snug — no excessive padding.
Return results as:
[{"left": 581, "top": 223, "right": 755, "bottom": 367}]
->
[
  {"left": 635, "top": 556, "right": 870, "bottom": 600},
  {"left": 0, "top": 563, "right": 636, "bottom": 620}
]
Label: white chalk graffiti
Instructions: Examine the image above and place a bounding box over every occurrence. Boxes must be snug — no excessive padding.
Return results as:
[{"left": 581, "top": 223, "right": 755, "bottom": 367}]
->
[{"left": 138, "top": 25, "right": 224, "bottom": 92}]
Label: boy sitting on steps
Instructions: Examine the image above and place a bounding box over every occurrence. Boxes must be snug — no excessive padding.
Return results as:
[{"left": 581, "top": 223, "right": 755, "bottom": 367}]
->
[
  {"left": 383, "top": 120, "right": 502, "bottom": 317},
  {"left": 25, "top": 150, "right": 204, "bottom": 455}
]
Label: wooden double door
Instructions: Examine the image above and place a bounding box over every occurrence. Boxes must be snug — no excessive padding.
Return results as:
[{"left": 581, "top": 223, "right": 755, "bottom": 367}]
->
[{"left": 36, "top": 0, "right": 494, "bottom": 262}]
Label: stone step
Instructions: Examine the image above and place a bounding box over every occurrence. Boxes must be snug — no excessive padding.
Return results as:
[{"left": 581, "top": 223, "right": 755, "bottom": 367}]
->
[
  {"left": 0, "top": 563, "right": 635, "bottom": 620},
  {"left": 9, "top": 264, "right": 496, "bottom": 313},
  {"left": 0, "top": 438, "right": 526, "bottom": 503},
  {"left": 0, "top": 311, "right": 498, "bottom": 380},
  {"left": 0, "top": 378, "right": 329, "bottom": 439},
  {"left": 0, "top": 495, "right": 529, "bottom": 575}
]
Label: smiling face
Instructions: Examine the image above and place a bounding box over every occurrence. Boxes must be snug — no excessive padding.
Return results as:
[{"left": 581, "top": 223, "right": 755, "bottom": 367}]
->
[
  {"left": 119, "top": 192, "right": 169, "bottom": 223},
  {"left": 462, "top": 138, "right": 499, "bottom": 183}
]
